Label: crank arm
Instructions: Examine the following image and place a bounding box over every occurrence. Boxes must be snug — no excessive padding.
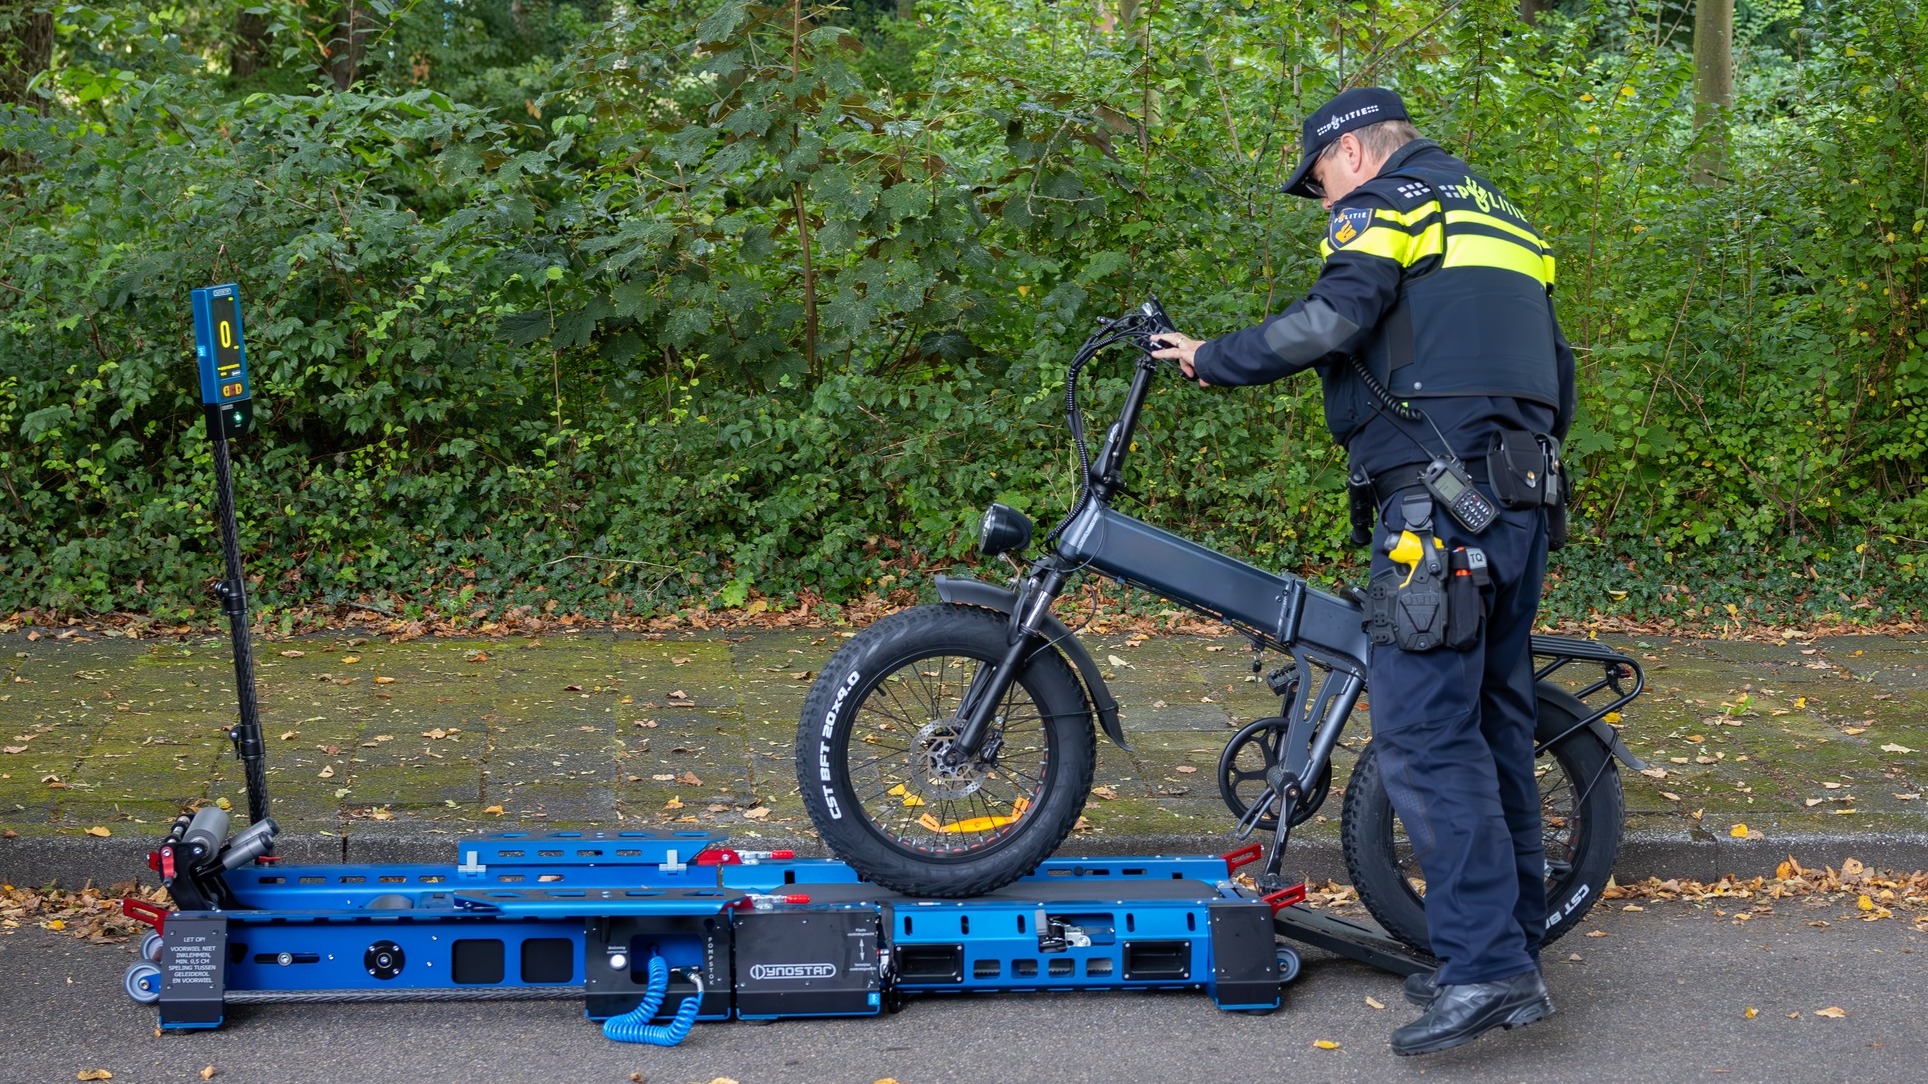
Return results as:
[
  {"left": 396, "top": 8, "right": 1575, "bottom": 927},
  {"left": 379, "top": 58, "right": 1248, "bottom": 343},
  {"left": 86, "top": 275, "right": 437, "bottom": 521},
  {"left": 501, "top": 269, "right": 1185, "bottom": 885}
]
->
[
  {"left": 1232, "top": 786, "right": 1278, "bottom": 841},
  {"left": 1258, "top": 781, "right": 1304, "bottom": 890}
]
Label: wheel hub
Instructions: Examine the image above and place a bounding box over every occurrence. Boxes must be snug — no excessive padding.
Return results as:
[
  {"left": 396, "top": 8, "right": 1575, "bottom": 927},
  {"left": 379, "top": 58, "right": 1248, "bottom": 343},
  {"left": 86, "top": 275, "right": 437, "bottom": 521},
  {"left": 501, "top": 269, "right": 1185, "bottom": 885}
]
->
[{"left": 911, "top": 719, "right": 997, "bottom": 800}]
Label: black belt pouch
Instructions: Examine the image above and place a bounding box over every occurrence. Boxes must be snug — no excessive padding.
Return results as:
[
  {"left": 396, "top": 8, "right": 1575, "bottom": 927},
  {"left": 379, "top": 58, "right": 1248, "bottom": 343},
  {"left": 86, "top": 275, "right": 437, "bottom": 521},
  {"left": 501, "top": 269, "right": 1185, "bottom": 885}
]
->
[{"left": 1486, "top": 430, "right": 1549, "bottom": 510}]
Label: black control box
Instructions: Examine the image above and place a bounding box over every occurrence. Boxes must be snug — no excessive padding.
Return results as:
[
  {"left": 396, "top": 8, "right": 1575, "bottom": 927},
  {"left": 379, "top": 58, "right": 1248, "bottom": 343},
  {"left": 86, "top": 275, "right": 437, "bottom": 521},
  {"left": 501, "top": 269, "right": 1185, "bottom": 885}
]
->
[{"left": 733, "top": 906, "right": 887, "bottom": 1019}]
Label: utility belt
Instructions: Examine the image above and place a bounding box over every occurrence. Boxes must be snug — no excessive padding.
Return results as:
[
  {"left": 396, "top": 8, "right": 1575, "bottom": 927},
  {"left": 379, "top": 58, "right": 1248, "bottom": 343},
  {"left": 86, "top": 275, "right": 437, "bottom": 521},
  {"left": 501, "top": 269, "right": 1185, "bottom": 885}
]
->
[
  {"left": 1347, "top": 430, "right": 1568, "bottom": 551},
  {"left": 1348, "top": 430, "right": 1568, "bottom": 653}
]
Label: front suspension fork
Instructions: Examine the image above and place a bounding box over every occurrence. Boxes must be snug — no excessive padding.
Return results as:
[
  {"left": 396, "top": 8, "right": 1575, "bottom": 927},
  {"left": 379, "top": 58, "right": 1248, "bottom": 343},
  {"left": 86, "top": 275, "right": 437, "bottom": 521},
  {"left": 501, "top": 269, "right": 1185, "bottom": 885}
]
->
[{"left": 942, "top": 565, "right": 1070, "bottom": 767}]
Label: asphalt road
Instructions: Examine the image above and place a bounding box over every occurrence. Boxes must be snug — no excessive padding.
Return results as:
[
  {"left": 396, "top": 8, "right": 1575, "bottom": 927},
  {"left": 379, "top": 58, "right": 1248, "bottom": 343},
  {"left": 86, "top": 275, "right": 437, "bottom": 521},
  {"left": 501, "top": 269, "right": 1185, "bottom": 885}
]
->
[{"left": 3, "top": 898, "right": 1922, "bottom": 1084}]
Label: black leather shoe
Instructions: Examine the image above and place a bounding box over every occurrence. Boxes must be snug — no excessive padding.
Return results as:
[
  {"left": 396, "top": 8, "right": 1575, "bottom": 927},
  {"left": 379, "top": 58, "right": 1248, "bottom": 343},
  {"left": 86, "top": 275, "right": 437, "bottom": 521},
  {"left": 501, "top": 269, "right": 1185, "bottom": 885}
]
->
[
  {"left": 1402, "top": 968, "right": 1438, "bottom": 1007},
  {"left": 1389, "top": 970, "right": 1553, "bottom": 1056}
]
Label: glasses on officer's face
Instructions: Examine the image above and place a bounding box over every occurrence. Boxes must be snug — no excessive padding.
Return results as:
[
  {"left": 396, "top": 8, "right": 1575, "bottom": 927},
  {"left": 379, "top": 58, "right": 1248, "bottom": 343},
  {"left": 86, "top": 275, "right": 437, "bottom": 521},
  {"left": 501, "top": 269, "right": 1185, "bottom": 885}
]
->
[{"left": 1302, "top": 141, "right": 1342, "bottom": 199}]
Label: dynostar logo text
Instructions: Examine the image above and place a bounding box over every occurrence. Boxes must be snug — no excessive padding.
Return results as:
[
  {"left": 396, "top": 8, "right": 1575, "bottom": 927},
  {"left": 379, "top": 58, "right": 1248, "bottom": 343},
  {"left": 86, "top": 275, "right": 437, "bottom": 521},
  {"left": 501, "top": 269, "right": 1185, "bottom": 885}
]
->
[{"left": 750, "top": 963, "right": 839, "bottom": 981}]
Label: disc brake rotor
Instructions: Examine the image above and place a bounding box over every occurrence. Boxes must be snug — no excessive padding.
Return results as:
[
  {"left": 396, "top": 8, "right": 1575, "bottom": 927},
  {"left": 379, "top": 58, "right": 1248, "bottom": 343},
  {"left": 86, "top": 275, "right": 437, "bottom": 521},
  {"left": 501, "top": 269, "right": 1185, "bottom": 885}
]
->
[{"left": 909, "top": 719, "right": 993, "bottom": 801}]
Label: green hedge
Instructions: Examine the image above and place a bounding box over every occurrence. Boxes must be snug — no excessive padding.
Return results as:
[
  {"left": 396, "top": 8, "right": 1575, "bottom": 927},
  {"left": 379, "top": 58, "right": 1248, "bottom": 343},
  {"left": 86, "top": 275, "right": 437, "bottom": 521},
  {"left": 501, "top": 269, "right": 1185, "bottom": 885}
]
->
[{"left": 2, "top": 0, "right": 1923, "bottom": 626}]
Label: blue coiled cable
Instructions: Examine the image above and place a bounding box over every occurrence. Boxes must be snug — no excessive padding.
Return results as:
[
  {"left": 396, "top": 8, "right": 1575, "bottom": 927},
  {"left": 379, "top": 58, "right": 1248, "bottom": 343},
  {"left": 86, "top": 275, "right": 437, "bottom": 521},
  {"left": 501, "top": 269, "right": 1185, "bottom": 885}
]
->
[{"left": 602, "top": 956, "right": 704, "bottom": 1046}]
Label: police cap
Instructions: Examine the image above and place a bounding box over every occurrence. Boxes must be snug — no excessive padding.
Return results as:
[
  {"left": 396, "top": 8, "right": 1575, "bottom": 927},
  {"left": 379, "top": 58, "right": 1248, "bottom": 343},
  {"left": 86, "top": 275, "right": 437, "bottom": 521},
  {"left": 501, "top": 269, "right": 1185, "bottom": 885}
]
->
[{"left": 1281, "top": 87, "right": 1410, "bottom": 199}]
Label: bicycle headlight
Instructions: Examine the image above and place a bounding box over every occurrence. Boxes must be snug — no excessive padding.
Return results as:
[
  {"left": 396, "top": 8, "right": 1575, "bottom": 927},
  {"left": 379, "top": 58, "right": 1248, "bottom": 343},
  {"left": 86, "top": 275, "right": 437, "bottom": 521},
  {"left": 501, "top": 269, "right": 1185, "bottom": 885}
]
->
[{"left": 978, "top": 503, "right": 1034, "bottom": 557}]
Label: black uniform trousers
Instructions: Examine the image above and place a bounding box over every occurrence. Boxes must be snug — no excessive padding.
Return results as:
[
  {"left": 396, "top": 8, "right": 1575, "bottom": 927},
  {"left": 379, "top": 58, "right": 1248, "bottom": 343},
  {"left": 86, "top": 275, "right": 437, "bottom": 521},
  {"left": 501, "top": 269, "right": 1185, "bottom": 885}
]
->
[{"left": 1367, "top": 488, "right": 1549, "bottom": 987}]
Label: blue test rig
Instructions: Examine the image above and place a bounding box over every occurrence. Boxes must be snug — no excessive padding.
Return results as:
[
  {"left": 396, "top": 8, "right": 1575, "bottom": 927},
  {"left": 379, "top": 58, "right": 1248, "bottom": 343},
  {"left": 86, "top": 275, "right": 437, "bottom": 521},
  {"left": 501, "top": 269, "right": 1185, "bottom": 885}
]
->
[{"left": 119, "top": 287, "right": 1427, "bottom": 1038}]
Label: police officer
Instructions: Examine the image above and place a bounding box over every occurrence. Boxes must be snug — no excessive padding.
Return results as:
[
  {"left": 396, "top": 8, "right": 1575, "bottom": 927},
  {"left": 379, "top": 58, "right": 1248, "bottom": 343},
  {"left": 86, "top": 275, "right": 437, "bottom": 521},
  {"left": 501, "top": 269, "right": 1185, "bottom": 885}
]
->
[{"left": 1152, "top": 87, "right": 1575, "bottom": 1056}]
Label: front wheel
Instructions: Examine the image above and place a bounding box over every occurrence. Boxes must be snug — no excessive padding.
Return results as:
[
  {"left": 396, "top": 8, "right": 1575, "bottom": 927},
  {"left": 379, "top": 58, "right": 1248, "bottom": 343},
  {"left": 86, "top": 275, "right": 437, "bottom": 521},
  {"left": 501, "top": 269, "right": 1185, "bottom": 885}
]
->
[
  {"left": 1340, "top": 691, "right": 1625, "bottom": 953},
  {"left": 796, "top": 604, "right": 1096, "bottom": 897}
]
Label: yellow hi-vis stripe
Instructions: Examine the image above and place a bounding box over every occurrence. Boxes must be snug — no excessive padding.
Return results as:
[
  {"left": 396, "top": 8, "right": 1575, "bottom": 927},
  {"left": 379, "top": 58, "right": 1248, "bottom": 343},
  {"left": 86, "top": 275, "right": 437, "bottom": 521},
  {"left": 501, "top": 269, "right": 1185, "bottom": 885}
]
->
[
  {"left": 1319, "top": 214, "right": 1444, "bottom": 265},
  {"left": 1444, "top": 209, "right": 1546, "bottom": 248},
  {"left": 1442, "top": 233, "right": 1553, "bottom": 286}
]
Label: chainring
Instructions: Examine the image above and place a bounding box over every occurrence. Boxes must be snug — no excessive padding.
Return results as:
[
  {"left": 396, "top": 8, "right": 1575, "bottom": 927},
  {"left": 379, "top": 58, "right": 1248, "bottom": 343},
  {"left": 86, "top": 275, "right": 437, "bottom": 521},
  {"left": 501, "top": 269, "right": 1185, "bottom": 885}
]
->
[{"left": 1217, "top": 715, "right": 1332, "bottom": 832}]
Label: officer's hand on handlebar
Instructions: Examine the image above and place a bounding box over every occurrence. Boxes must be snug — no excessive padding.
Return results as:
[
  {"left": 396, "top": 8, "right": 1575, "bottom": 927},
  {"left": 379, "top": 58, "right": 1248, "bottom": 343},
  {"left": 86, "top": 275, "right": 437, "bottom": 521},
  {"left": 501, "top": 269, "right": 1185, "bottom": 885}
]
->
[{"left": 1149, "top": 333, "right": 1210, "bottom": 387}]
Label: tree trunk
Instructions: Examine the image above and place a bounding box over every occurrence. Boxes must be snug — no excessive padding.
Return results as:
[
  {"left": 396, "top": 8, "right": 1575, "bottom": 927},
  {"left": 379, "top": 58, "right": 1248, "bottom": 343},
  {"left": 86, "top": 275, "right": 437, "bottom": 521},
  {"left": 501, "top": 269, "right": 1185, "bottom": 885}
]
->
[
  {"left": 1692, "top": 0, "right": 1734, "bottom": 184},
  {"left": 0, "top": 4, "right": 54, "bottom": 112},
  {"left": 323, "top": 4, "right": 377, "bottom": 91},
  {"left": 1519, "top": 0, "right": 1551, "bottom": 25},
  {"left": 232, "top": 10, "right": 272, "bottom": 79}
]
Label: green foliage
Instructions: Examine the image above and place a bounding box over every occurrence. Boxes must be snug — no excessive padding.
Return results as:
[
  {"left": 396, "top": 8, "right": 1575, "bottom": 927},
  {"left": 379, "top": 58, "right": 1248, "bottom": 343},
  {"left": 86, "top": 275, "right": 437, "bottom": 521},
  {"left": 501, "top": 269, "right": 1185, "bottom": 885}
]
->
[{"left": 2, "top": 0, "right": 1925, "bottom": 628}]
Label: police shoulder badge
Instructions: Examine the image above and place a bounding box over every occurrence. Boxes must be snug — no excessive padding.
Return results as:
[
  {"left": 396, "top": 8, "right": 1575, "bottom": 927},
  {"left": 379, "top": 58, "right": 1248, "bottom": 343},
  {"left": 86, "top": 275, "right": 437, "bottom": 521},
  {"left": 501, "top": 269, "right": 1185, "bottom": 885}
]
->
[{"left": 1327, "top": 206, "right": 1374, "bottom": 249}]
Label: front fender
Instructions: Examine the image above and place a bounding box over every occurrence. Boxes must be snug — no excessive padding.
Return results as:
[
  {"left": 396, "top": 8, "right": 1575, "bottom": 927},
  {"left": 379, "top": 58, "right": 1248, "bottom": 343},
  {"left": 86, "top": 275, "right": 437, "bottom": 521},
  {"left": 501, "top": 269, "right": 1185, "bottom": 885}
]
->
[{"left": 933, "top": 575, "right": 1128, "bottom": 750}]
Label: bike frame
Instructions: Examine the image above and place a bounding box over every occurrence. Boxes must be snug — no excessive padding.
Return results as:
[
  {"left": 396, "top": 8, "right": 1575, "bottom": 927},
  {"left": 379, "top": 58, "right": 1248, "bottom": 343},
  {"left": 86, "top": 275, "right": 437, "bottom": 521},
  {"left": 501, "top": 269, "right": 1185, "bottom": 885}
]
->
[{"left": 939, "top": 318, "right": 1644, "bottom": 886}]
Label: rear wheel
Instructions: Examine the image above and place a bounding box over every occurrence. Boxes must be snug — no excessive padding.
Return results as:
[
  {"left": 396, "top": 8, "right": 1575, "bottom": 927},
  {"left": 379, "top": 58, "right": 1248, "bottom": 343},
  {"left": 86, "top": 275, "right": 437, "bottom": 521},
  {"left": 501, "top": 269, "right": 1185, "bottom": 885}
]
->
[
  {"left": 1340, "top": 691, "right": 1625, "bottom": 952},
  {"left": 796, "top": 604, "right": 1096, "bottom": 897}
]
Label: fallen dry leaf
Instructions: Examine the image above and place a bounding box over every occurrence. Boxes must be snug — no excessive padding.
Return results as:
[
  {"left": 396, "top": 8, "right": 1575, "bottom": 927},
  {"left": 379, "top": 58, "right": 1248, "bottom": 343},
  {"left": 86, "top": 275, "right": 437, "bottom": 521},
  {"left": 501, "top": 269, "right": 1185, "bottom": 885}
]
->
[
  {"left": 663, "top": 797, "right": 684, "bottom": 811},
  {"left": 483, "top": 804, "right": 504, "bottom": 816},
  {"left": 1744, "top": 1007, "right": 1757, "bottom": 1019},
  {"left": 1815, "top": 1006, "right": 1847, "bottom": 1019},
  {"left": 743, "top": 807, "right": 771, "bottom": 821},
  {"left": 317, "top": 766, "right": 335, "bottom": 780},
  {"left": 1365, "top": 996, "right": 1386, "bottom": 1010},
  {"left": 1585, "top": 929, "right": 1609, "bottom": 938},
  {"left": 1881, "top": 743, "right": 1915, "bottom": 754},
  {"left": 1174, "top": 765, "right": 1198, "bottom": 774},
  {"left": 373, "top": 676, "right": 395, "bottom": 685},
  {"left": 678, "top": 771, "right": 703, "bottom": 786},
  {"left": 342, "top": 655, "right": 360, "bottom": 664},
  {"left": 1090, "top": 785, "right": 1119, "bottom": 800},
  {"left": 3, "top": 746, "right": 26, "bottom": 754},
  {"left": 84, "top": 827, "right": 110, "bottom": 838},
  {"left": 202, "top": 1066, "right": 216, "bottom": 1081},
  {"left": 1312, "top": 1039, "right": 1341, "bottom": 1050},
  {"left": 279, "top": 650, "right": 303, "bottom": 658},
  {"left": 77, "top": 1072, "right": 112, "bottom": 1081}
]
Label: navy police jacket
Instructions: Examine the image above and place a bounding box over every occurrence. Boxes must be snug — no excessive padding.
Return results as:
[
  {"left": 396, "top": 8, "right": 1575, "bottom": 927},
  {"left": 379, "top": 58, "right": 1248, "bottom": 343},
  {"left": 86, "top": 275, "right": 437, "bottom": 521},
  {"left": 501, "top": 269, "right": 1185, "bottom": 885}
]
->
[{"left": 1192, "top": 139, "right": 1576, "bottom": 468}]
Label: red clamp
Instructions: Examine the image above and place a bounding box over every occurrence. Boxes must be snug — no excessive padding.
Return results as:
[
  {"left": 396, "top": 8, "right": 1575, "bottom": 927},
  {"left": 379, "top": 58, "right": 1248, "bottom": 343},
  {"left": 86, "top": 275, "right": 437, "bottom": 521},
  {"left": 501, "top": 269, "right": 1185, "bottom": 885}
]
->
[
  {"left": 1260, "top": 882, "right": 1308, "bottom": 914},
  {"left": 122, "top": 897, "right": 169, "bottom": 932},
  {"left": 695, "top": 848, "right": 797, "bottom": 866},
  {"left": 1221, "top": 843, "right": 1264, "bottom": 875},
  {"left": 158, "top": 845, "right": 178, "bottom": 882}
]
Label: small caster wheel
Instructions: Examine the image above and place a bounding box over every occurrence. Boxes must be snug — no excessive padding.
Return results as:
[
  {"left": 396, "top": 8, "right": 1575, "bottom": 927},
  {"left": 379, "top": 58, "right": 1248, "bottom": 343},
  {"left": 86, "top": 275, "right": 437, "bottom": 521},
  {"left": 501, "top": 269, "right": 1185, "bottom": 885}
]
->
[
  {"left": 1276, "top": 945, "right": 1301, "bottom": 985},
  {"left": 125, "top": 961, "right": 163, "bottom": 1004},
  {"left": 142, "top": 932, "right": 165, "bottom": 962}
]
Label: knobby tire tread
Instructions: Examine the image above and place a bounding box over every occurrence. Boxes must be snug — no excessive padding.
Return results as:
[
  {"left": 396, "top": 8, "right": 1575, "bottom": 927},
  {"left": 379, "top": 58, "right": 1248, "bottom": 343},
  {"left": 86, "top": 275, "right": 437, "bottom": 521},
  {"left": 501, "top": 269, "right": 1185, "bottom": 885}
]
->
[{"left": 796, "top": 604, "right": 1096, "bottom": 898}]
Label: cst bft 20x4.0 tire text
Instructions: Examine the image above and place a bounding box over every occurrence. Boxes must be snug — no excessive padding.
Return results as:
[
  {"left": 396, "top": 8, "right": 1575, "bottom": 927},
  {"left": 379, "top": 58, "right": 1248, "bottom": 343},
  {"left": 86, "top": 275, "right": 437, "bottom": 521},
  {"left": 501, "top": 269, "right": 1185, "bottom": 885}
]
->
[{"left": 796, "top": 604, "right": 1096, "bottom": 898}]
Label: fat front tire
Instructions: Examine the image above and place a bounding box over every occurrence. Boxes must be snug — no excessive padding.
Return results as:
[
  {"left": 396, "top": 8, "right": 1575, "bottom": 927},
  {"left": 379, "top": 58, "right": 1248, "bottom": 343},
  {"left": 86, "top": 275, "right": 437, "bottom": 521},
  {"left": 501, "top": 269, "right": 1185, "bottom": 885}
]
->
[
  {"left": 796, "top": 604, "right": 1097, "bottom": 897},
  {"left": 1340, "top": 692, "right": 1625, "bottom": 953}
]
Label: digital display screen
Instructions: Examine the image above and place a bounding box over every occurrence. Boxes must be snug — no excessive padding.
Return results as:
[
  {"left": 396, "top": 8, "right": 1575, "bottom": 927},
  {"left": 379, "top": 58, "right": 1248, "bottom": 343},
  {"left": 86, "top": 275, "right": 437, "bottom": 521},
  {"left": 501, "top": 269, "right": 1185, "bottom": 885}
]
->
[
  {"left": 210, "top": 294, "right": 247, "bottom": 401},
  {"left": 1431, "top": 467, "right": 1465, "bottom": 502}
]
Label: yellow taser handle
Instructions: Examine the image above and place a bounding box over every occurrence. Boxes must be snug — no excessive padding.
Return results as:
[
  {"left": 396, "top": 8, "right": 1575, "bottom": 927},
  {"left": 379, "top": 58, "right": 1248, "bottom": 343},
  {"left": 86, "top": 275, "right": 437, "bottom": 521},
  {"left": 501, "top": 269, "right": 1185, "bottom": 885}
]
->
[{"left": 1388, "top": 530, "right": 1444, "bottom": 587}]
